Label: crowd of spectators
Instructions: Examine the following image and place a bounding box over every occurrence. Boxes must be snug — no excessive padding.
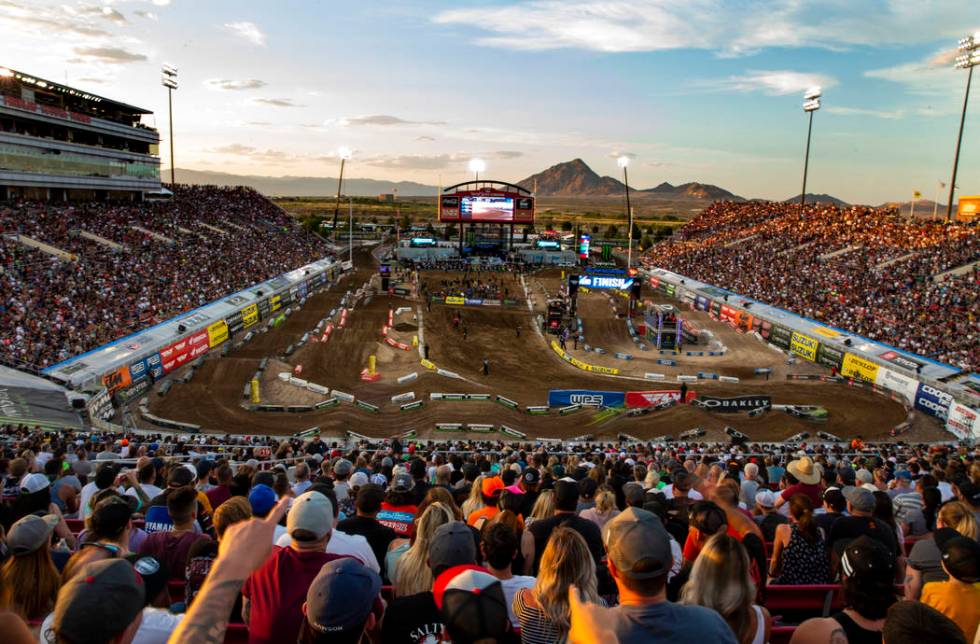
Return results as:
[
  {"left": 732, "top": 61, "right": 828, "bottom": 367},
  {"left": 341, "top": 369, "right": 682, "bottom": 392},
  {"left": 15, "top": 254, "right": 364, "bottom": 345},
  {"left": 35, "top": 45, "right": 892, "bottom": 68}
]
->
[
  {"left": 0, "top": 423, "right": 979, "bottom": 643},
  {"left": 0, "top": 185, "right": 331, "bottom": 370},
  {"left": 641, "top": 201, "right": 979, "bottom": 371}
]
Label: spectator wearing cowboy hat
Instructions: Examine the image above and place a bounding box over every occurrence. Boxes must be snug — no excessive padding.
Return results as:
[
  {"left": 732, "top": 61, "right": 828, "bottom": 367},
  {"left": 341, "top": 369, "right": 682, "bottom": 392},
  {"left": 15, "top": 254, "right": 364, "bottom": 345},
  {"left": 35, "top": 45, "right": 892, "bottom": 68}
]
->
[{"left": 773, "top": 456, "right": 824, "bottom": 511}]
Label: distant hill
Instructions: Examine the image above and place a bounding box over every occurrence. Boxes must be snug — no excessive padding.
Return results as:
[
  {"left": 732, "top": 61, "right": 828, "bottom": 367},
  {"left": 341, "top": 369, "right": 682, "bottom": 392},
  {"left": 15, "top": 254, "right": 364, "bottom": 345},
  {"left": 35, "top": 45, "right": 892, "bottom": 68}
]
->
[
  {"left": 517, "top": 159, "right": 741, "bottom": 199},
  {"left": 517, "top": 159, "right": 626, "bottom": 196},
  {"left": 167, "top": 168, "right": 439, "bottom": 197},
  {"left": 783, "top": 193, "right": 850, "bottom": 207}
]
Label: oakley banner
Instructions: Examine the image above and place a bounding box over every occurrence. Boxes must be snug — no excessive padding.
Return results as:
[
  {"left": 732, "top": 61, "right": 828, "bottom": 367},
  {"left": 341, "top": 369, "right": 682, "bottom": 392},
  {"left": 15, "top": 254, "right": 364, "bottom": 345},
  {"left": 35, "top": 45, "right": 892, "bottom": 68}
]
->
[{"left": 698, "top": 395, "right": 772, "bottom": 412}]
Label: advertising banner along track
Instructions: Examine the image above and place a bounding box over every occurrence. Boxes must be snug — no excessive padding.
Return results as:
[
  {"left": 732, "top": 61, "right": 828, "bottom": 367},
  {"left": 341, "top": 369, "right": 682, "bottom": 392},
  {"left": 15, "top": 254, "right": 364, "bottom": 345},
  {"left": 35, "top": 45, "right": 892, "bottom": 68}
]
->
[{"left": 697, "top": 395, "right": 772, "bottom": 412}]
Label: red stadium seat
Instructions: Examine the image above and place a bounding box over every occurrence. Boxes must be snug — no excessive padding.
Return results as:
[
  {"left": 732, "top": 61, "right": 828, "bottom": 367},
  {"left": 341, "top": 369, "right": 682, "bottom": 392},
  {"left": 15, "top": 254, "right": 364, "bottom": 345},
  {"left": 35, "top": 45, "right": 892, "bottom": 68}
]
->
[
  {"left": 65, "top": 518, "right": 84, "bottom": 533},
  {"left": 770, "top": 625, "right": 796, "bottom": 644},
  {"left": 167, "top": 580, "right": 186, "bottom": 604},
  {"left": 765, "top": 585, "right": 842, "bottom": 616},
  {"left": 224, "top": 623, "right": 249, "bottom": 643}
]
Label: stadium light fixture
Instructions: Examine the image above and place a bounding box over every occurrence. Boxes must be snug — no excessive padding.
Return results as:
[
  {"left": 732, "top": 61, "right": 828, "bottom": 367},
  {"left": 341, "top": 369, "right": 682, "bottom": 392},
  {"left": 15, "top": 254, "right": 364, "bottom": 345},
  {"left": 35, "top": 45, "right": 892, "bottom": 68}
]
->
[
  {"left": 469, "top": 157, "right": 486, "bottom": 181},
  {"left": 946, "top": 32, "right": 979, "bottom": 222},
  {"left": 617, "top": 155, "right": 634, "bottom": 278},
  {"left": 160, "top": 64, "right": 178, "bottom": 185},
  {"left": 799, "top": 86, "right": 822, "bottom": 215},
  {"left": 0, "top": 67, "right": 12, "bottom": 78},
  {"left": 332, "top": 147, "right": 352, "bottom": 235},
  {"left": 617, "top": 155, "right": 630, "bottom": 169}
]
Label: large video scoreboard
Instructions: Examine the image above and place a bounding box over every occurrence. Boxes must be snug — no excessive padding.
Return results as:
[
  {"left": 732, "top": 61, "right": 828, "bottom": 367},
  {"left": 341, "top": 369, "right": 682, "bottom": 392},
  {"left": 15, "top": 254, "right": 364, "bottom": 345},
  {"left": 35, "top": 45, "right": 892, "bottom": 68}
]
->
[{"left": 440, "top": 185, "right": 534, "bottom": 224}]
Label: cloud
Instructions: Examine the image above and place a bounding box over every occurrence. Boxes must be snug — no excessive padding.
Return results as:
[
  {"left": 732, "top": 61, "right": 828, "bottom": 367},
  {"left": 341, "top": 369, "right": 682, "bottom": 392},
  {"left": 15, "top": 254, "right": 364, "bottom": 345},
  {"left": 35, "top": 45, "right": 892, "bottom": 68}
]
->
[
  {"left": 697, "top": 70, "right": 836, "bottom": 95},
  {"left": 609, "top": 151, "right": 636, "bottom": 159},
  {"left": 433, "top": 1, "right": 976, "bottom": 56},
  {"left": 0, "top": 1, "right": 112, "bottom": 38},
  {"left": 364, "top": 154, "right": 461, "bottom": 170},
  {"left": 825, "top": 106, "right": 905, "bottom": 119},
  {"left": 865, "top": 48, "right": 963, "bottom": 95},
  {"left": 337, "top": 114, "right": 447, "bottom": 127},
  {"left": 209, "top": 144, "right": 287, "bottom": 159},
  {"left": 204, "top": 78, "right": 267, "bottom": 91},
  {"left": 251, "top": 97, "right": 302, "bottom": 108},
  {"left": 495, "top": 150, "right": 523, "bottom": 159},
  {"left": 224, "top": 21, "right": 266, "bottom": 46},
  {"left": 134, "top": 10, "right": 158, "bottom": 20},
  {"left": 72, "top": 46, "right": 147, "bottom": 64},
  {"left": 416, "top": 135, "right": 436, "bottom": 142}
]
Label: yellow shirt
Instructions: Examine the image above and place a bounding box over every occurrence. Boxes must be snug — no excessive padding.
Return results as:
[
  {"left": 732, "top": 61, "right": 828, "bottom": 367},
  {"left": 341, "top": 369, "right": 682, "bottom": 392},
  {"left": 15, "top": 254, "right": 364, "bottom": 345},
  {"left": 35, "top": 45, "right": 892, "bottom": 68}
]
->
[{"left": 921, "top": 580, "right": 980, "bottom": 640}]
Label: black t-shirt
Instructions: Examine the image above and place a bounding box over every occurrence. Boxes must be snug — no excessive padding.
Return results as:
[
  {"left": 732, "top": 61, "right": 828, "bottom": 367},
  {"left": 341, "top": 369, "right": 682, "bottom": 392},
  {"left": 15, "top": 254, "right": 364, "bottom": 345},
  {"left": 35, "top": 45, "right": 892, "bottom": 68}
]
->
[
  {"left": 520, "top": 490, "right": 540, "bottom": 518},
  {"left": 337, "top": 515, "right": 397, "bottom": 579},
  {"left": 814, "top": 511, "right": 843, "bottom": 539},
  {"left": 381, "top": 591, "right": 446, "bottom": 644},
  {"left": 305, "top": 440, "right": 326, "bottom": 456},
  {"left": 828, "top": 515, "right": 899, "bottom": 557},
  {"left": 412, "top": 480, "right": 431, "bottom": 506},
  {"left": 528, "top": 513, "right": 613, "bottom": 594}
]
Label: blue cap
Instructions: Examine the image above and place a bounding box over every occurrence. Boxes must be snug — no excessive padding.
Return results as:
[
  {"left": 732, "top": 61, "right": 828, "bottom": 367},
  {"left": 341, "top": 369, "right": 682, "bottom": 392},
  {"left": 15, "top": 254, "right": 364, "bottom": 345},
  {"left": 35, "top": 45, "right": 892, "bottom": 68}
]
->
[
  {"left": 305, "top": 558, "right": 381, "bottom": 635},
  {"left": 248, "top": 484, "right": 277, "bottom": 516},
  {"left": 896, "top": 470, "right": 913, "bottom": 481}
]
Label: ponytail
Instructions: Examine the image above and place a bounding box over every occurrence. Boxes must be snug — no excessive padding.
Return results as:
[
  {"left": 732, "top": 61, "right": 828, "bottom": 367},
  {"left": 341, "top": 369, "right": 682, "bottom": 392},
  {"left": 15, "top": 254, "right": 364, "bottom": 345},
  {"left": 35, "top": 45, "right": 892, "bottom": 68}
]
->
[{"left": 790, "top": 494, "right": 818, "bottom": 543}]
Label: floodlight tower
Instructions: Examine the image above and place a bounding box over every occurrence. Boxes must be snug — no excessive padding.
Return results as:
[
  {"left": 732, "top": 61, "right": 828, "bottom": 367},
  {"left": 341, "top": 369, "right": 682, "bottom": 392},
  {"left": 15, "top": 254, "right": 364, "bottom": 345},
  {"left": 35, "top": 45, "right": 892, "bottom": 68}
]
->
[
  {"left": 947, "top": 33, "right": 980, "bottom": 222},
  {"left": 799, "top": 86, "right": 821, "bottom": 215},
  {"left": 469, "top": 158, "right": 486, "bottom": 182},
  {"left": 331, "top": 146, "right": 352, "bottom": 235},
  {"left": 617, "top": 155, "right": 633, "bottom": 270},
  {"left": 160, "top": 64, "right": 178, "bottom": 185}
]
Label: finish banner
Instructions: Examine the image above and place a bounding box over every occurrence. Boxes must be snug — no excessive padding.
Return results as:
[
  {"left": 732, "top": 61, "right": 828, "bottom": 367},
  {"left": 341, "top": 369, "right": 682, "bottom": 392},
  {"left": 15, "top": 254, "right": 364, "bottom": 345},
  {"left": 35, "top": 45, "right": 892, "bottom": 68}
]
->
[
  {"left": 625, "top": 390, "right": 698, "bottom": 408},
  {"left": 841, "top": 353, "right": 879, "bottom": 383},
  {"left": 207, "top": 320, "right": 229, "bottom": 348},
  {"left": 790, "top": 332, "right": 819, "bottom": 362},
  {"left": 548, "top": 389, "right": 626, "bottom": 407},
  {"left": 698, "top": 395, "right": 771, "bottom": 412},
  {"left": 241, "top": 303, "right": 259, "bottom": 329},
  {"left": 769, "top": 324, "right": 792, "bottom": 350},
  {"left": 816, "top": 344, "right": 844, "bottom": 370},
  {"left": 913, "top": 383, "right": 953, "bottom": 421}
]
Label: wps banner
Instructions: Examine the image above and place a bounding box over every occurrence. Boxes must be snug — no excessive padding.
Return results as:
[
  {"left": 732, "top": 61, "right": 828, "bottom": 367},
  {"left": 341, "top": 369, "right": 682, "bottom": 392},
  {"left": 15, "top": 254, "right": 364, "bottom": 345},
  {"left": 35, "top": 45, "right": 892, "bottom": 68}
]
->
[
  {"left": 914, "top": 383, "right": 954, "bottom": 420},
  {"left": 790, "top": 332, "right": 819, "bottom": 362},
  {"left": 207, "top": 320, "right": 229, "bottom": 348},
  {"left": 946, "top": 403, "right": 979, "bottom": 439},
  {"left": 841, "top": 353, "right": 879, "bottom": 383},
  {"left": 548, "top": 390, "right": 625, "bottom": 407},
  {"left": 698, "top": 395, "right": 771, "bottom": 412},
  {"left": 625, "top": 390, "right": 697, "bottom": 408},
  {"left": 874, "top": 367, "right": 918, "bottom": 404}
]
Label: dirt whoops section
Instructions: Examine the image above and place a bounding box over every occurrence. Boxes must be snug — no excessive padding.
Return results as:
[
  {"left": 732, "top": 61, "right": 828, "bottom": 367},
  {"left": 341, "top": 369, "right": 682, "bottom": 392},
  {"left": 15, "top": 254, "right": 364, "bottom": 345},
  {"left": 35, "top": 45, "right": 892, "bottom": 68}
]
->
[{"left": 145, "top": 250, "right": 946, "bottom": 443}]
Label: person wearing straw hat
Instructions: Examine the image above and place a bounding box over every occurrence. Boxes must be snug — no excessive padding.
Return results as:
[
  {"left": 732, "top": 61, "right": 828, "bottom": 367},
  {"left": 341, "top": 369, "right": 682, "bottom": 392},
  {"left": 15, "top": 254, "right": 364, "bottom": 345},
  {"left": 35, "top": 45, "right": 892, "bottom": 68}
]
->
[{"left": 773, "top": 455, "right": 824, "bottom": 511}]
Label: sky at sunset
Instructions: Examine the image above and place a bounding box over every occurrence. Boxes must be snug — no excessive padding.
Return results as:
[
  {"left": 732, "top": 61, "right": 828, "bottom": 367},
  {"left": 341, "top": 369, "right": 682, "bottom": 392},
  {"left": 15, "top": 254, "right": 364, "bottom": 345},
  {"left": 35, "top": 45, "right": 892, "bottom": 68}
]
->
[{"left": 2, "top": 1, "right": 978, "bottom": 203}]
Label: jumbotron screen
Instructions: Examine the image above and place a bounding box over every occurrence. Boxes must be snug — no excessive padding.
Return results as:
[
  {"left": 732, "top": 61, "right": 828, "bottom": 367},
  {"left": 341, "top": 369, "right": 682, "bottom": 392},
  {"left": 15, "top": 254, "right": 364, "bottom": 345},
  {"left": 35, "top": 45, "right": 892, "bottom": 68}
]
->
[{"left": 460, "top": 196, "right": 514, "bottom": 222}]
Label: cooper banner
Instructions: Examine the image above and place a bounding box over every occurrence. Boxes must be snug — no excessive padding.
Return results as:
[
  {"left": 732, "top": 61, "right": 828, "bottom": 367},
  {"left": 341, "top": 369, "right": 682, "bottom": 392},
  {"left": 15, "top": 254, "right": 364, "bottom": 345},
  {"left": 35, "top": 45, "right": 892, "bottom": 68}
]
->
[
  {"left": 816, "top": 344, "right": 844, "bottom": 370},
  {"left": 946, "top": 403, "right": 979, "bottom": 439},
  {"left": 841, "top": 353, "right": 879, "bottom": 383},
  {"left": 698, "top": 395, "right": 772, "bottom": 412},
  {"left": 625, "top": 390, "right": 697, "bottom": 408},
  {"left": 874, "top": 367, "right": 919, "bottom": 404},
  {"left": 548, "top": 390, "right": 626, "bottom": 407},
  {"left": 914, "top": 383, "right": 954, "bottom": 420},
  {"left": 790, "top": 332, "right": 819, "bottom": 362}
]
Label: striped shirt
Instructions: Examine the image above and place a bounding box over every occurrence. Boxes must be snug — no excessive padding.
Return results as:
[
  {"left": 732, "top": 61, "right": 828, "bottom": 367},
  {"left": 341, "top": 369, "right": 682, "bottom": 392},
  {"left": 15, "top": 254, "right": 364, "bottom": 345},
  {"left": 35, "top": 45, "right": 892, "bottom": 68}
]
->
[{"left": 893, "top": 492, "right": 923, "bottom": 525}]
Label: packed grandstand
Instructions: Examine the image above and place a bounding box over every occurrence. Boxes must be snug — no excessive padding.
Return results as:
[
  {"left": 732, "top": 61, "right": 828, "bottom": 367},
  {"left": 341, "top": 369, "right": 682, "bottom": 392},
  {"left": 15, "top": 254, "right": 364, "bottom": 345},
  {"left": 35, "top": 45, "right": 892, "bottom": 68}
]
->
[
  {"left": 640, "top": 201, "right": 979, "bottom": 372},
  {"left": 1, "top": 426, "right": 979, "bottom": 643}
]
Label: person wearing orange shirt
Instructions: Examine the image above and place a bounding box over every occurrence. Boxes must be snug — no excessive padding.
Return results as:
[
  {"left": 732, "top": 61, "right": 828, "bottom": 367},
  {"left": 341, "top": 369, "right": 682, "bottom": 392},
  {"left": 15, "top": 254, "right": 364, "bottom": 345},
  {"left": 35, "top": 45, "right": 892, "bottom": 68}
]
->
[
  {"left": 467, "top": 477, "right": 504, "bottom": 529},
  {"left": 920, "top": 528, "right": 980, "bottom": 641}
]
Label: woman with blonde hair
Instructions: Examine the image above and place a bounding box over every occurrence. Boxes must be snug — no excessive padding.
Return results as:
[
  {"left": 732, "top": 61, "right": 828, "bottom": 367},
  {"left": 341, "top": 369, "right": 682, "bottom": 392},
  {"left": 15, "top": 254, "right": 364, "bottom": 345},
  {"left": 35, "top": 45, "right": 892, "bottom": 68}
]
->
[
  {"left": 461, "top": 474, "right": 486, "bottom": 519},
  {"left": 525, "top": 489, "right": 554, "bottom": 527},
  {"left": 681, "top": 532, "right": 771, "bottom": 644},
  {"left": 513, "top": 527, "right": 602, "bottom": 643},
  {"left": 580, "top": 488, "right": 620, "bottom": 532},
  {"left": 0, "top": 515, "right": 61, "bottom": 620},
  {"left": 390, "top": 502, "right": 455, "bottom": 597},
  {"left": 906, "top": 501, "right": 979, "bottom": 599}
]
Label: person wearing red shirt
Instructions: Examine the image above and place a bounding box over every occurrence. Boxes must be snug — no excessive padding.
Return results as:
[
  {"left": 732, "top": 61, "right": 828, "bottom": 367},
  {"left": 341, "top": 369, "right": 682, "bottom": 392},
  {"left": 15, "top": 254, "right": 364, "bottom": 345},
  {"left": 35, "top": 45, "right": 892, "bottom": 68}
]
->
[
  {"left": 377, "top": 473, "right": 418, "bottom": 537},
  {"left": 242, "top": 491, "right": 348, "bottom": 644},
  {"left": 205, "top": 463, "right": 234, "bottom": 511},
  {"left": 773, "top": 456, "right": 824, "bottom": 510}
]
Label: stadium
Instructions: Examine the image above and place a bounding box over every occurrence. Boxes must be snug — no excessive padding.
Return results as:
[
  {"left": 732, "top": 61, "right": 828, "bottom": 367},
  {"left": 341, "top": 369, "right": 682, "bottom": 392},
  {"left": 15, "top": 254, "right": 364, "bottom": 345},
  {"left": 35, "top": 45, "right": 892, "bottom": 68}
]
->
[{"left": 1, "top": 10, "right": 979, "bottom": 644}]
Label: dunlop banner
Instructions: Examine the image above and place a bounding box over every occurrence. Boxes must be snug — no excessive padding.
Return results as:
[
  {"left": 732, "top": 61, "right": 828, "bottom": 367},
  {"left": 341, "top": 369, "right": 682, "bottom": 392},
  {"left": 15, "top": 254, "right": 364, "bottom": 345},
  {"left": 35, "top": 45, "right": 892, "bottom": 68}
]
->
[
  {"left": 790, "top": 332, "right": 819, "bottom": 362},
  {"left": 841, "top": 352, "right": 879, "bottom": 383},
  {"left": 241, "top": 303, "right": 259, "bottom": 329},
  {"left": 207, "top": 320, "right": 229, "bottom": 348}
]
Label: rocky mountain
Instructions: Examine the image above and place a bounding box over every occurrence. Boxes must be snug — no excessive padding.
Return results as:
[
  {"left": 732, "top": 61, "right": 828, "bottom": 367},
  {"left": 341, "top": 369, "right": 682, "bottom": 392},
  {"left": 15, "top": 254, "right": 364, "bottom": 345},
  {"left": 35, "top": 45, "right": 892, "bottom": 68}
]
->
[
  {"left": 516, "top": 158, "right": 626, "bottom": 196},
  {"left": 165, "top": 168, "right": 439, "bottom": 197},
  {"left": 644, "top": 181, "right": 739, "bottom": 200},
  {"left": 783, "top": 193, "right": 850, "bottom": 207}
]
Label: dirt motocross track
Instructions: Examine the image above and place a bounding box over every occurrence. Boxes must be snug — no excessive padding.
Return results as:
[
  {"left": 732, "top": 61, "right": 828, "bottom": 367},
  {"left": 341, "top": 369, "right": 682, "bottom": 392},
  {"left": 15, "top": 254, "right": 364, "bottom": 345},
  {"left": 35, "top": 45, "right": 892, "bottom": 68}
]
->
[{"left": 145, "top": 248, "right": 946, "bottom": 443}]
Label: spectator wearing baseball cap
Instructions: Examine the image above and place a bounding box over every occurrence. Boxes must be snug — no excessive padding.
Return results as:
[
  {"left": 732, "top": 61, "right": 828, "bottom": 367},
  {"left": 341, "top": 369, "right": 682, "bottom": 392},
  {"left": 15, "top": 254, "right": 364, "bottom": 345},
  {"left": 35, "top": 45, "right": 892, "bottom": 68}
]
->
[
  {"left": 378, "top": 473, "right": 418, "bottom": 537},
  {"left": 248, "top": 484, "right": 287, "bottom": 543},
  {"left": 243, "top": 490, "right": 350, "bottom": 644},
  {"left": 299, "top": 558, "right": 383, "bottom": 644},
  {"left": 382, "top": 520, "right": 477, "bottom": 644},
  {"left": 466, "top": 477, "right": 506, "bottom": 528},
  {"left": 0, "top": 514, "right": 60, "bottom": 619},
  {"left": 906, "top": 501, "right": 979, "bottom": 599},
  {"left": 920, "top": 528, "right": 980, "bottom": 640},
  {"left": 574, "top": 507, "right": 737, "bottom": 642},
  {"left": 828, "top": 486, "right": 900, "bottom": 559},
  {"left": 518, "top": 467, "right": 541, "bottom": 518},
  {"left": 793, "top": 535, "right": 898, "bottom": 644},
  {"left": 752, "top": 489, "right": 789, "bottom": 542},
  {"left": 49, "top": 559, "right": 145, "bottom": 644},
  {"left": 338, "top": 471, "right": 370, "bottom": 518},
  {"left": 144, "top": 464, "right": 215, "bottom": 537},
  {"left": 434, "top": 565, "right": 518, "bottom": 643},
  {"left": 332, "top": 458, "right": 354, "bottom": 504}
]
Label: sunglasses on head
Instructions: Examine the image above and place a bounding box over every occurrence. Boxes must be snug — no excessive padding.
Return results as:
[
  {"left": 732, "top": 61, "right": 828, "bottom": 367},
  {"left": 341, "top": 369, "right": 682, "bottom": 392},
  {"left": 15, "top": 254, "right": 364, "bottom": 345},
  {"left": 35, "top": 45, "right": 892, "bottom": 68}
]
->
[{"left": 81, "top": 541, "right": 122, "bottom": 557}]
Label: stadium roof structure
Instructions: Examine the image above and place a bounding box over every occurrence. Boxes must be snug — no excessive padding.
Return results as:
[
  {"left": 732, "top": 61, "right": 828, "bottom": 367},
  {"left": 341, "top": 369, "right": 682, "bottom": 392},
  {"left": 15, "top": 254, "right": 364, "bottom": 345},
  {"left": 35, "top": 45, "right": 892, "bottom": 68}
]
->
[{"left": 0, "top": 65, "right": 152, "bottom": 116}]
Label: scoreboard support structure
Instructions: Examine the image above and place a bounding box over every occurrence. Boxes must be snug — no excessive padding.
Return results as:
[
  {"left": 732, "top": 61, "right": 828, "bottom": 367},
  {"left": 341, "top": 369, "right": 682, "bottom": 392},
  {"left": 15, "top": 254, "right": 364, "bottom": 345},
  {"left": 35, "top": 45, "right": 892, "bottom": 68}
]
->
[{"left": 439, "top": 180, "right": 534, "bottom": 257}]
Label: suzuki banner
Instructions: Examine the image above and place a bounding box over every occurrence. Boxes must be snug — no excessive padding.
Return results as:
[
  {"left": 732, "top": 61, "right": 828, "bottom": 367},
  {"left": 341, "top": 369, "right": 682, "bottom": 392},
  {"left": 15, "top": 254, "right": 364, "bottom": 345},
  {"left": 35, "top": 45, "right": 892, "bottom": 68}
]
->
[
  {"left": 698, "top": 395, "right": 771, "bottom": 412},
  {"left": 841, "top": 353, "right": 879, "bottom": 383},
  {"left": 548, "top": 390, "right": 626, "bottom": 407},
  {"left": 874, "top": 367, "right": 918, "bottom": 404},
  {"left": 914, "top": 382, "right": 954, "bottom": 420},
  {"left": 625, "top": 390, "right": 697, "bottom": 408},
  {"left": 790, "top": 332, "right": 819, "bottom": 362},
  {"left": 946, "top": 403, "right": 979, "bottom": 439}
]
